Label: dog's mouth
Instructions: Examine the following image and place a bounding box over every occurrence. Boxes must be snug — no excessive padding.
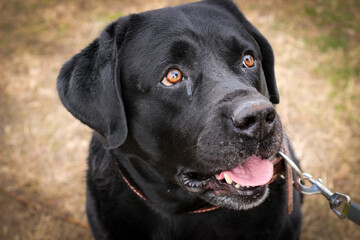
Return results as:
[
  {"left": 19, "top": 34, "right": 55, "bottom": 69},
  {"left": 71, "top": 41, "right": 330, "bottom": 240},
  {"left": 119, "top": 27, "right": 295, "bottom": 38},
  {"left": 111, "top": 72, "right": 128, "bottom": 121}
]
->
[{"left": 178, "top": 155, "right": 277, "bottom": 210}]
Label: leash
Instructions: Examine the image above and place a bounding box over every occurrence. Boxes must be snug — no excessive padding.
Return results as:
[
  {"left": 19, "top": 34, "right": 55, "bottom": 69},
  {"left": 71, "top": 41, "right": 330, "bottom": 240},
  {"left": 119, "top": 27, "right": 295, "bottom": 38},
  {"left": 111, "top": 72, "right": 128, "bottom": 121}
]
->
[
  {"left": 115, "top": 152, "right": 360, "bottom": 224},
  {"left": 278, "top": 152, "right": 360, "bottom": 226}
]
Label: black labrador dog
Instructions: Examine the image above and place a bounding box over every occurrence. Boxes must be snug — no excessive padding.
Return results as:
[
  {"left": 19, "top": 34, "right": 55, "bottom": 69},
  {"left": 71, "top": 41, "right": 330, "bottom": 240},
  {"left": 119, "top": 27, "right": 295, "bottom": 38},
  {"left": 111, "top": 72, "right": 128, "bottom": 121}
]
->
[{"left": 57, "top": 0, "right": 302, "bottom": 239}]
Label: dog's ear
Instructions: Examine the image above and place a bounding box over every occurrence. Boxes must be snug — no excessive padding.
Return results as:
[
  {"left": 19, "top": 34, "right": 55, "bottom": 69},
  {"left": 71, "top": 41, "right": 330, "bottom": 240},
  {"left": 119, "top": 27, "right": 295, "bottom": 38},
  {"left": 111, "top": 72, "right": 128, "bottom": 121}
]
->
[
  {"left": 242, "top": 20, "right": 279, "bottom": 104},
  {"left": 207, "top": 0, "right": 280, "bottom": 104},
  {"left": 57, "top": 18, "right": 130, "bottom": 149}
]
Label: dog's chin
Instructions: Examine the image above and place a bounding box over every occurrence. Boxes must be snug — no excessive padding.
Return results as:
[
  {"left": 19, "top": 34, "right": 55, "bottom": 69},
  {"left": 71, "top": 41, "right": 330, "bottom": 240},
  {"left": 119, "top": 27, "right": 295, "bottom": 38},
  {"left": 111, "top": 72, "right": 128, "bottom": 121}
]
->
[
  {"left": 177, "top": 171, "right": 270, "bottom": 210},
  {"left": 200, "top": 185, "right": 269, "bottom": 210}
]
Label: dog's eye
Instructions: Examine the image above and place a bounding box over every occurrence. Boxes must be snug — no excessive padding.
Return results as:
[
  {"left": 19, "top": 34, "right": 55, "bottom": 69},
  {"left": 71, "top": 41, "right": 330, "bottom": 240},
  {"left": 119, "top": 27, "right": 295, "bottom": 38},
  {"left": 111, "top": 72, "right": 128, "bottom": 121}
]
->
[
  {"left": 243, "top": 54, "right": 255, "bottom": 68},
  {"left": 161, "top": 69, "right": 183, "bottom": 86}
]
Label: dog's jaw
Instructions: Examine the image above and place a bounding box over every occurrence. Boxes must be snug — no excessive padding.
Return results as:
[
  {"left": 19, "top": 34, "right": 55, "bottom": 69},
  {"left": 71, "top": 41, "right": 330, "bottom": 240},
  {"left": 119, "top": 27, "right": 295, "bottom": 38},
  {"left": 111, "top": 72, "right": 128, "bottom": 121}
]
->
[
  {"left": 204, "top": 186, "right": 270, "bottom": 211},
  {"left": 177, "top": 151, "right": 281, "bottom": 211},
  {"left": 177, "top": 171, "right": 270, "bottom": 211}
]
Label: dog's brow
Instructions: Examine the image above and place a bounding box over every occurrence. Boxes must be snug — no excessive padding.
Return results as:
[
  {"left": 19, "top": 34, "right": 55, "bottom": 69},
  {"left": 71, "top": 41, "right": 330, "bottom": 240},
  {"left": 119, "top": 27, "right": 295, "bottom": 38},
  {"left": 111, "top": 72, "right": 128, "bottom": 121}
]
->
[{"left": 169, "top": 40, "right": 196, "bottom": 64}]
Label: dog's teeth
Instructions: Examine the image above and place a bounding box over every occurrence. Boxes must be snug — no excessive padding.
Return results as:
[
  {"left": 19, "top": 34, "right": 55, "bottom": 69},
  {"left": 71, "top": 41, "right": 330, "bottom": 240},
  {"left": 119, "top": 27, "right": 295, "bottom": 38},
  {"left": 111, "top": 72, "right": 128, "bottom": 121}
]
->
[
  {"left": 235, "top": 184, "right": 241, "bottom": 189},
  {"left": 224, "top": 173, "right": 233, "bottom": 184}
]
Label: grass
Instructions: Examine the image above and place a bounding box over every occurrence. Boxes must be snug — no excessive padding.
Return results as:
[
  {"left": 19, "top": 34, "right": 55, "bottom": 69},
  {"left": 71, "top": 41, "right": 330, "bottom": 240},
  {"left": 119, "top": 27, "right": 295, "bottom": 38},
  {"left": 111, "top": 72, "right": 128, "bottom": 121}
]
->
[
  {"left": 271, "top": 1, "right": 360, "bottom": 237},
  {"left": 296, "top": 0, "right": 360, "bottom": 86},
  {"left": 0, "top": 0, "right": 359, "bottom": 239}
]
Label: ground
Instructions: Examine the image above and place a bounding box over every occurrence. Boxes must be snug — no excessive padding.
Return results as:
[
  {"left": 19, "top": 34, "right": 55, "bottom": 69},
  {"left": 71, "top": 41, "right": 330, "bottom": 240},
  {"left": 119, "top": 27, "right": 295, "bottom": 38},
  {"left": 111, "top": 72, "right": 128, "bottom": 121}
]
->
[{"left": 0, "top": 0, "right": 359, "bottom": 239}]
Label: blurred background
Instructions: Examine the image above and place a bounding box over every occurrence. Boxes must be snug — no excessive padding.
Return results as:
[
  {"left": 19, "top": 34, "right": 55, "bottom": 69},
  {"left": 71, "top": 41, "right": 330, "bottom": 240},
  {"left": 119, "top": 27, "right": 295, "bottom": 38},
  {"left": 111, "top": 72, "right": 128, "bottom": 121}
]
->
[{"left": 0, "top": 0, "right": 359, "bottom": 239}]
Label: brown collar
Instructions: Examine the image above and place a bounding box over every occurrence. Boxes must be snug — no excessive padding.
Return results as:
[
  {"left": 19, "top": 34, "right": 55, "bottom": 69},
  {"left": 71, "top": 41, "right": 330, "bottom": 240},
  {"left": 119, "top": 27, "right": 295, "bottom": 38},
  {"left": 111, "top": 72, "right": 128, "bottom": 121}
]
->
[
  {"left": 115, "top": 144, "right": 293, "bottom": 214},
  {"left": 115, "top": 163, "right": 147, "bottom": 201}
]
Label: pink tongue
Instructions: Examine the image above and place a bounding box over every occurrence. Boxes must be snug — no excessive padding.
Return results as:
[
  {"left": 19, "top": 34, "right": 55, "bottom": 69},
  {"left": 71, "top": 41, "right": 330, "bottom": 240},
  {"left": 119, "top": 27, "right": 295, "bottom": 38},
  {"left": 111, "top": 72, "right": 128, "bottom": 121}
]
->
[{"left": 215, "top": 156, "right": 273, "bottom": 187}]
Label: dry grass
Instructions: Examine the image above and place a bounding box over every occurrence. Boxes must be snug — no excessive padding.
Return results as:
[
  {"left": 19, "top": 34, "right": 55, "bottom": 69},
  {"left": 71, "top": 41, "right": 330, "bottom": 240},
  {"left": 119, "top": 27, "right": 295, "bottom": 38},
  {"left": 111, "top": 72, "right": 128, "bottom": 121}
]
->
[{"left": 0, "top": 0, "right": 359, "bottom": 239}]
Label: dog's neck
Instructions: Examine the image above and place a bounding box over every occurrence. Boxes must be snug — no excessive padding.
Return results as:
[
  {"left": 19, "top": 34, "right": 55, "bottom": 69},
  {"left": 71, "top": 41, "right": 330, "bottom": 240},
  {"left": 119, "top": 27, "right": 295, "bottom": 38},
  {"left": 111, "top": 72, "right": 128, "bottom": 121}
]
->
[{"left": 112, "top": 145, "right": 294, "bottom": 215}]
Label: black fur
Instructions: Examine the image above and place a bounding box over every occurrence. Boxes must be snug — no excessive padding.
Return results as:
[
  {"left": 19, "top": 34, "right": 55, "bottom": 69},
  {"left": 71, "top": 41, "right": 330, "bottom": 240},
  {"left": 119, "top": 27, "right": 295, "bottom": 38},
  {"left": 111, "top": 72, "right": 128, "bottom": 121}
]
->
[{"left": 57, "top": 0, "right": 302, "bottom": 239}]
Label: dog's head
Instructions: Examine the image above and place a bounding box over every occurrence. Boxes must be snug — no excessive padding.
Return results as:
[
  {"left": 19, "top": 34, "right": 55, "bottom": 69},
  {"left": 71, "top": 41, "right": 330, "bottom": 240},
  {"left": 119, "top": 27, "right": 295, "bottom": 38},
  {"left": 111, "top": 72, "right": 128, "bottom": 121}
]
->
[{"left": 57, "top": 0, "right": 282, "bottom": 211}]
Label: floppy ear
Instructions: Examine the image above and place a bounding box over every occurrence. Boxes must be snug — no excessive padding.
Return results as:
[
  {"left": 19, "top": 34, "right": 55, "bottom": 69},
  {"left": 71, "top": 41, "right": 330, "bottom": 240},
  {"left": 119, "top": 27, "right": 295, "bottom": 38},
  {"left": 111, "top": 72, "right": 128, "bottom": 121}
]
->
[
  {"left": 57, "top": 18, "right": 130, "bottom": 149},
  {"left": 207, "top": 0, "right": 280, "bottom": 104},
  {"left": 242, "top": 20, "right": 280, "bottom": 104}
]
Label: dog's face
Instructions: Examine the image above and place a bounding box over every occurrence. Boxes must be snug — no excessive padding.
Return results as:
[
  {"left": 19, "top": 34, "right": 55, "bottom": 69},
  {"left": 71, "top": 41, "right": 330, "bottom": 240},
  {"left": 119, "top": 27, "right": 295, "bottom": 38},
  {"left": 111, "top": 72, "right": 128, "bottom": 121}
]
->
[{"left": 58, "top": 0, "right": 282, "bottom": 211}]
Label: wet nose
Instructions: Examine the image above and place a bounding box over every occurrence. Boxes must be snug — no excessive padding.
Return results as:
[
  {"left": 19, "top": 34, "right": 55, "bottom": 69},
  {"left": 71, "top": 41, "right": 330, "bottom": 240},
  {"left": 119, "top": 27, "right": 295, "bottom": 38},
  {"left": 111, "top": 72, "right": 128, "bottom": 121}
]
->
[{"left": 232, "top": 100, "right": 277, "bottom": 138}]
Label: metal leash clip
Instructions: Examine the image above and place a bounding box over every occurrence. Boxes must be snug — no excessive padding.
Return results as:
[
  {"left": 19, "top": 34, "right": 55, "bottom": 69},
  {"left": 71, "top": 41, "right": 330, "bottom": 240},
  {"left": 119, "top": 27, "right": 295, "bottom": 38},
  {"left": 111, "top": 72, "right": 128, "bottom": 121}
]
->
[
  {"left": 295, "top": 173, "right": 351, "bottom": 219},
  {"left": 278, "top": 152, "right": 360, "bottom": 225}
]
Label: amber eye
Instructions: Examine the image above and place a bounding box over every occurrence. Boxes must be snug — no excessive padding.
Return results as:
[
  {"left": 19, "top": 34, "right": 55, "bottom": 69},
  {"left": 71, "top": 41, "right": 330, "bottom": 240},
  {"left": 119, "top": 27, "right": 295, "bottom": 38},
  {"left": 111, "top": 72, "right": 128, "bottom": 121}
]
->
[
  {"left": 161, "top": 69, "right": 183, "bottom": 86},
  {"left": 243, "top": 54, "right": 255, "bottom": 68}
]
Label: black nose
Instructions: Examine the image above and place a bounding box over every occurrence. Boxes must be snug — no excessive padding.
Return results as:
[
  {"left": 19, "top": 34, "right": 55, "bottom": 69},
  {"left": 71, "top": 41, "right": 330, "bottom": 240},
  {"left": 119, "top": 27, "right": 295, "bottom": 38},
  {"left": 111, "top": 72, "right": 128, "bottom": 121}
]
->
[{"left": 232, "top": 100, "right": 277, "bottom": 138}]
